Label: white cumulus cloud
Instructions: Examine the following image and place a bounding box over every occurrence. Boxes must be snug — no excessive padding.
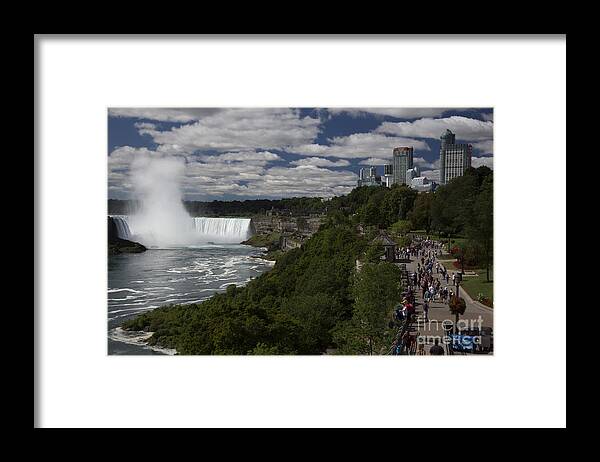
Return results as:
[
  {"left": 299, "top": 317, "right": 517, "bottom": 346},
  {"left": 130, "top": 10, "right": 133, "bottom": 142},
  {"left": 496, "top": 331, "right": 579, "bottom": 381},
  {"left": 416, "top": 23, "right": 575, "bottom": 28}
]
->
[
  {"left": 376, "top": 116, "right": 493, "bottom": 141},
  {"left": 290, "top": 157, "right": 351, "bottom": 168},
  {"left": 109, "top": 108, "right": 222, "bottom": 123},
  {"left": 328, "top": 108, "right": 452, "bottom": 119},
  {"left": 137, "top": 108, "right": 321, "bottom": 153},
  {"left": 471, "top": 156, "right": 494, "bottom": 169},
  {"left": 286, "top": 132, "right": 429, "bottom": 160},
  {"left": 358, "top": 158, "right": 390, "bottom": 166}
]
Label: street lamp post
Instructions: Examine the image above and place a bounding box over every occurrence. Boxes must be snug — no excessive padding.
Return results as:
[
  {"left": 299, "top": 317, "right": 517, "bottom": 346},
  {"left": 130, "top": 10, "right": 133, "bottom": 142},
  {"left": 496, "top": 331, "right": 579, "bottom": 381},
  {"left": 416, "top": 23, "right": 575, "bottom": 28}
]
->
[{"left": 454, "top": 272, "right": 462, "bottom": 335}]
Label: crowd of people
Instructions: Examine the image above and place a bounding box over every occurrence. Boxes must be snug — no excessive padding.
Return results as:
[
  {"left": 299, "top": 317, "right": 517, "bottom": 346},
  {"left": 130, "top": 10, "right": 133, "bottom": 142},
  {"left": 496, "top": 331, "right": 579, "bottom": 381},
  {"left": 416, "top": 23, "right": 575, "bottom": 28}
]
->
[
  {"left": 404, "top": 236, "right": 460, "bottom": 311},
  {"left": 390, "top": 236, "right": 461, "bottom": 355}
]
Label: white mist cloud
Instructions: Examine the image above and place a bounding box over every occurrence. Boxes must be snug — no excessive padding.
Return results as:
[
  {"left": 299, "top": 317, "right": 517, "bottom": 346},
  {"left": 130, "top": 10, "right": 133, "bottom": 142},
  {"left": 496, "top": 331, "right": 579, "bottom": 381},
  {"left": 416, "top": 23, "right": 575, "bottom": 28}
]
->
[{"left": 128, "top": 155, "right": 198, "bottom": 247}]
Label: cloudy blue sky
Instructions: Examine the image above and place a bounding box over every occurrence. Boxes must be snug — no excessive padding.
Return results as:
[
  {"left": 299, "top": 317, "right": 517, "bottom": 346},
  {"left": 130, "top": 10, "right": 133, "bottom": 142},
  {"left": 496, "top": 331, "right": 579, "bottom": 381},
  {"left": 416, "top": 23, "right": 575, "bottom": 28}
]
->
[{"left": 108, "top": 108, "right": 493, "bottom": 201}]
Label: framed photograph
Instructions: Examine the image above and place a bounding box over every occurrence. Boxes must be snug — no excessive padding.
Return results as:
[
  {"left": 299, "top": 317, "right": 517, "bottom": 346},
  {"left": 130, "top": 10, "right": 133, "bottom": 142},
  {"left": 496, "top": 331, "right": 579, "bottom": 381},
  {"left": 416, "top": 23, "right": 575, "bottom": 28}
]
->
[
  {"left": 35, "top": 35, "right": 566, "bottom": 428},
  {"left": 106, "top": 107, "right": 494, "bottom": 357}
]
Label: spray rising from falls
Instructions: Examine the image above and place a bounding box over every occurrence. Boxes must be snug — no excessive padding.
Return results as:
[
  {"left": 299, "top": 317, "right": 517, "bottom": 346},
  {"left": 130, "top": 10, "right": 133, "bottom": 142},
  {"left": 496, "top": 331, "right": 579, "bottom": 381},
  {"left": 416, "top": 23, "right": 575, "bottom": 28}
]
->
[{"left": 112, "top": 156, "right": 254, "bottom": 247}]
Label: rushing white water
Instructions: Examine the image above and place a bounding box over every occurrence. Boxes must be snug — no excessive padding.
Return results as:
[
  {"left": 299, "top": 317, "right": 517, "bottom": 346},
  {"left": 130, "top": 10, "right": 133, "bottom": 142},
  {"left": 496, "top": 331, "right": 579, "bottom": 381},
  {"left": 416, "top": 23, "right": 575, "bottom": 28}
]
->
[
  {"left": 109, "top": 215, "right": 254, "bottom": 246},
  {"left": 111, "top": 215, "right": 132, "bottom": 240},
  {"left": 193, "top": 217, "right": 254, "bottom": 243}
]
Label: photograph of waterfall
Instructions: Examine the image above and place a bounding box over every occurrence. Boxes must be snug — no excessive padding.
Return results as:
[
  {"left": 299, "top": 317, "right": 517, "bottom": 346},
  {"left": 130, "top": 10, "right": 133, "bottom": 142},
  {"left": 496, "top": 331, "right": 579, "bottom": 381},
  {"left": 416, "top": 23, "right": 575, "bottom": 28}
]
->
[
  {"left": 37, "top": 34, "right": 566, "bottom": 429},
  {"left": 108, "top": 107, "right": 494, "bottom": 355}
]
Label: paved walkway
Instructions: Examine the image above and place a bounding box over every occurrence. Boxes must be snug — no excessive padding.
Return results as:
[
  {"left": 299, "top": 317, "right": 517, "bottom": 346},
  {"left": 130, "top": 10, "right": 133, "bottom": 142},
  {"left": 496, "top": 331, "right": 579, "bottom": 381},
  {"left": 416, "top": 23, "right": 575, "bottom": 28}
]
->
[{"left": 396, "top": 241, "right": 493, "bottom": 355}]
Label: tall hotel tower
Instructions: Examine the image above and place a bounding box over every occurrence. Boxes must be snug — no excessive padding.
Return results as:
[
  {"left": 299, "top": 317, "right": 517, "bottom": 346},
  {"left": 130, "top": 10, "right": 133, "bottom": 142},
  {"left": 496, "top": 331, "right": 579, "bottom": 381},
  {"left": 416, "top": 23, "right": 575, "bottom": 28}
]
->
[
  {"left": 383, "top": 164, "right": 393, "bottom": 187},
  {"left": 439, "top": 129, "right": 472, "bottom": 185},
  {"left": 392, "top": 147, "right": 414, "bottom": 185}
]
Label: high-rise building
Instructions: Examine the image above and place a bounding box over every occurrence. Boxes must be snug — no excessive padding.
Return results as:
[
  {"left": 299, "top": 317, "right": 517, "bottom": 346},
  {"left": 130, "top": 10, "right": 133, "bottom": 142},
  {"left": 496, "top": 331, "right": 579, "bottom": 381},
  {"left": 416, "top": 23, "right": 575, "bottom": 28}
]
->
[
  {"left": 358, "top": 167, "right": 367, "bottom": 181},
  {"left": 383, "top": 164, "right": 393, "bottom": 187},
  {"left": 357, "top": 165, "right": 382, "bottom": 187},
  {"left": 439, "top": 129, "right": 472, "bottom": 185},
  {"left": 392, "top": 147, "right": 414, "bottom": 185}
]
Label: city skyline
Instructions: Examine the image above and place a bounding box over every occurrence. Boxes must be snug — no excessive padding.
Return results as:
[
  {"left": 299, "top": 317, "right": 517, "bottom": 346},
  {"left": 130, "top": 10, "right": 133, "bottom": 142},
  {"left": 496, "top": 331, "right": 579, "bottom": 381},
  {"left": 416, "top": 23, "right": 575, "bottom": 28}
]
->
[
  {"left": 357, "top": 127, "right": 477, "bottom": 190},
  {"left": 108, "top": 108, "right": 493, "bottom": 201}
]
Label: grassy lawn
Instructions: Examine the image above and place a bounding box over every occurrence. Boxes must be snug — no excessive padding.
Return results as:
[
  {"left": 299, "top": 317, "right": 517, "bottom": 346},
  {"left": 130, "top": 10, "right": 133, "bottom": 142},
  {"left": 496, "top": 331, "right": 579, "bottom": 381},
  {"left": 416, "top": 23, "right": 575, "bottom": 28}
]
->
[{"left": 460, "top": 268, "right": 493, "bottom": 306}]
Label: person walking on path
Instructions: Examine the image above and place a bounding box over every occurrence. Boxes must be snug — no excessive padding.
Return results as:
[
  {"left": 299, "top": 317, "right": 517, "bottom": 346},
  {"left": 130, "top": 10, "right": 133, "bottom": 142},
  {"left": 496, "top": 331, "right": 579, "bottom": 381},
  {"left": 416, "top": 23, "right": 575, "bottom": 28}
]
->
[
  {"left": 430, "top": 339, "right": 445, "bottom": 355},
  {"left": 423, "top": 300, "right": 429, "bottom": 322}
]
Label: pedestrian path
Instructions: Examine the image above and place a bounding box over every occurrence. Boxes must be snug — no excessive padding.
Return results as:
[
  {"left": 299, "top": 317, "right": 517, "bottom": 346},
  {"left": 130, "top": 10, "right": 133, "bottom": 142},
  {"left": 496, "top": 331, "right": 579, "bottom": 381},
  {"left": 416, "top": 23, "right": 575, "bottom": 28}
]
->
[{"left": 396, "top": 239, "right": 493, "bottom": 355}]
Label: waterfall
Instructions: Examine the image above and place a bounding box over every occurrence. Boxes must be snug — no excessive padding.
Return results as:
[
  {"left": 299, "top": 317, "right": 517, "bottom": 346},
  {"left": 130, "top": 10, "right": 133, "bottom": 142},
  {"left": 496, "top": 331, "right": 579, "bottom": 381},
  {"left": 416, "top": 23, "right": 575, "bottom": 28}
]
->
[
  {"left": 108, "top": 215, "right": 254, "bottom": 245},
  {"left": 110, "top": 215, "right": 132, "bottom": 240},
  {"left": 193, "top": 217, "right": 255, "bottom": 243}
]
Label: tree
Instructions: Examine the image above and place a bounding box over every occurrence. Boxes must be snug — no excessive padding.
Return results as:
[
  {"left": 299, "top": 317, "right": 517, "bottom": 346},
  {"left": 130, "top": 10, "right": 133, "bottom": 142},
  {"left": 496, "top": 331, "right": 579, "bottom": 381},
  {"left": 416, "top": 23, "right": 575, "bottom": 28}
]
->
[
  {"left": 364, "top": 242, "right": 385, "bottom": 263},
  {"left": 380, "top": 185, "right": 418, "bottom": 227},
  {"left": 430, "top": 174, "right": 479, "bottom": 236},
  {"left": 279, "top": 294, "right": 343, "bottom": 353},
  {"left": 389, "top": 219, "right": 413, "bottom": 236},
  {"left": 361, "top": 188, "right": 388, "bottom": 227},
  {"left": 248, "top": 343, "right": 280, "bottom": 355},
  {"left": 467, "top": 175, "right": 493, "bottom": 281},
  {"left": 465, "top": 166, "right": 493, "bottom": 189},
  {"left": 335, "top": 262, "right": 402, "bottom": 355},
  {"left": 407, "top": 192, "right": 433, "bottom": 232}
]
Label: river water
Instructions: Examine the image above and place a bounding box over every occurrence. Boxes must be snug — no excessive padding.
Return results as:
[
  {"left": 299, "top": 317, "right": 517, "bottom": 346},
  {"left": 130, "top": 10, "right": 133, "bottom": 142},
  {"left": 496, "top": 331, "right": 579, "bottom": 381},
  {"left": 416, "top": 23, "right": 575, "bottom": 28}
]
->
[{"left": 107, "top": 244, "right": 274, "bottom": 355}]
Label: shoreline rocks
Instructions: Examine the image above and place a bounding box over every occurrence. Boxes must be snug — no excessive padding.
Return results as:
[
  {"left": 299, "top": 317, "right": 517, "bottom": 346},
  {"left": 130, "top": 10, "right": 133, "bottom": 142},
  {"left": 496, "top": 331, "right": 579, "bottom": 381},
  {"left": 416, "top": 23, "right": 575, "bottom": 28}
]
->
[
  {"left": 109, "top": 237, "right": 147, "bottom": 255},
  {"left": 108, "top": 216, "right": 147, "bottom": 255}
]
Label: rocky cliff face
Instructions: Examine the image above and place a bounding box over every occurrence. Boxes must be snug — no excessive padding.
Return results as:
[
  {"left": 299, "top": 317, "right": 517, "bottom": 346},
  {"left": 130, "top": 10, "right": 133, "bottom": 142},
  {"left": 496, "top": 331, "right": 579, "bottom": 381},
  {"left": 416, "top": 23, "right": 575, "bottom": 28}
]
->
[{"left": 108, "top": 216, "right": 147, "bottom": 255}]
